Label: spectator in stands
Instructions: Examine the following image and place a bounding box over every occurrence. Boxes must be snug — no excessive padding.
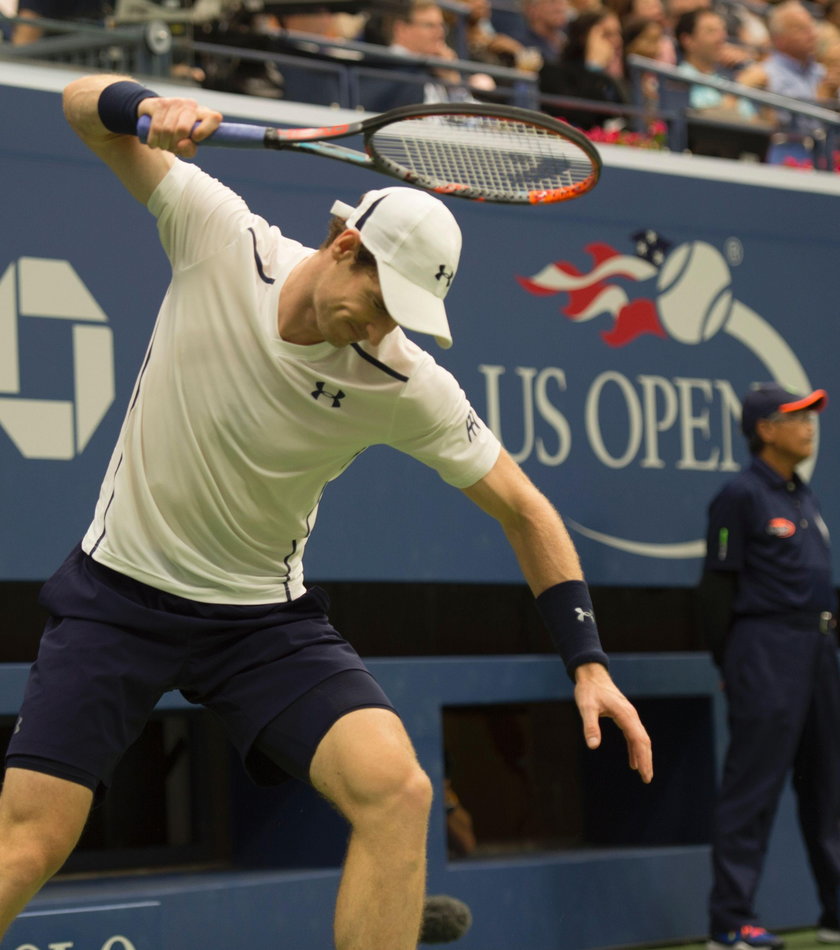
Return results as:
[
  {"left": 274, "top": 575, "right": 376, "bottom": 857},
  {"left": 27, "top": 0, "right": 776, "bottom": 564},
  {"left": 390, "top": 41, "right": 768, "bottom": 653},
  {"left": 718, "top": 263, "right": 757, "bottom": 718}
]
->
[
  {"left": 465, "top": 0, "right": 542, "bottom": 72},
  {"left": 724, "top": 0, "right": 771, "bottom": 63},
  {"left": 539, "top": 9, "right": 630, "bottom": 128},
  {"left": 629, "top": 0, "right": 678, "bottom": 62},
  {"left": 817, "top": 39, "right": 840, "bottom": 101},
  {"left": 675, "top": 9, "right": 762, "bottom": 120},
  {"left": 817, "top": 0, "right": 840, "bottom": 58},
  {"left": 608, "top": 0, "right": 677, "bottom": 61},
  {"left": 735, "top": 1, "right": 824, "bottom": 161},
  {"left": 664, "top": 0, "right": 760, "bottom": 68},
  {"left": 664, "top": 0, "right": 752, "bottom": 69},
  {"left": 763, "top": 0, "right": 822, "bottom": 96},
  {"left": 622, "top": 15, "right": 668, "bottom": 106},
  {"left": 658, "top": 0, "right": 705, "bottom": 68},
  {"left": 511, "top": 0, "right": 569, "bottom": 65},
  {"left": 623, "top": 13, "right": 665, "bottom": 63},
  {"left": 11, "top": 0, "right": 108, "bottom": 44},
  {"left": 370, "top": 0, "right": 495, "bottom": 109}
]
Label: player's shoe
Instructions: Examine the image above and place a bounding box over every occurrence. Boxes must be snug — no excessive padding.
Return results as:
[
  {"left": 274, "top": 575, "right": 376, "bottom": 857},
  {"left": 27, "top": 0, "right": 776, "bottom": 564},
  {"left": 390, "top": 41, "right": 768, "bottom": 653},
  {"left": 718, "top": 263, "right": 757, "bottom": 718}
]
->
[
  {"left": 706, "top": 925, "right": 785, "bottom": 949},
  {"left": 817, "top": 927, "right": 840, "bottom": 944}
]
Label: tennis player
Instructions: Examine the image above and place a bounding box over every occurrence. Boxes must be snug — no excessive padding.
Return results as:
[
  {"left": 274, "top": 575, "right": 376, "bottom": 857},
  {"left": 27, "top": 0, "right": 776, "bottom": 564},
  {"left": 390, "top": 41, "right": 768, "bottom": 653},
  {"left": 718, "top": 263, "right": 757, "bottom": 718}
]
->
[{"left": 0, "top": 74, "right": 653, "bottom": 950}]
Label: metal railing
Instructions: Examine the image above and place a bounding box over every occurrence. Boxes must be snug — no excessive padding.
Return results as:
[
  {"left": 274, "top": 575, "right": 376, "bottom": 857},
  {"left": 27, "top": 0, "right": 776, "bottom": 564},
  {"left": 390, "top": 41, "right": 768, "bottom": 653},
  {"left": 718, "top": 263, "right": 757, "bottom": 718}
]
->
[
  {"left": 0, "top": 13, "right": 540, "bottom": 110},
  {"left": 4, "top": 12, "right": 840, "bottom": 167},
  {"left": 0, "top": 13, "right": 174, "bottom": 76},
  {"left": 189, "top": 29, "right": 541, "bottom": 110},
  {"left": 626, "top": 53, "right": 840, "bottom": 166}
]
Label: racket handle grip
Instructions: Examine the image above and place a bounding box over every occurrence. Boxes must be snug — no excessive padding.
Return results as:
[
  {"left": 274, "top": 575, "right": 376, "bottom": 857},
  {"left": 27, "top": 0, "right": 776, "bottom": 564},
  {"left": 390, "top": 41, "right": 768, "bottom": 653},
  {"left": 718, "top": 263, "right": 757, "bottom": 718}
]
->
[{"left": 136, "top": 116, "right": 267, "bottom": 148}]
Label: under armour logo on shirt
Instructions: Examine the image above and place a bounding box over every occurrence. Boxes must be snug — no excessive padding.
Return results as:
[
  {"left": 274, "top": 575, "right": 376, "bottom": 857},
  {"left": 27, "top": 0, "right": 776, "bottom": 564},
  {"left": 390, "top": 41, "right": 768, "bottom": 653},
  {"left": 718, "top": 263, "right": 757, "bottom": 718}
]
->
[
  {"left": 435, "top": 265, "right": 454, "bottom": 288},
  {"left": 465, "top": 410, "right": 481, "bottom": 442},
  {"left": 311, "top": 382, "right": 346, "bottom": 408},
  {"left": 575, "top": 607, "right": 594, "bottom": 623}
]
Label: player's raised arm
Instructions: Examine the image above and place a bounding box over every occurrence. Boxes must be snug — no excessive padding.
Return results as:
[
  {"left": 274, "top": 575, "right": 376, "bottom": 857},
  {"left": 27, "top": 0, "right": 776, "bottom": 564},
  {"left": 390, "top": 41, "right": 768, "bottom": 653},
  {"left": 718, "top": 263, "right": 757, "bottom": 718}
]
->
[
  {"left": 462, "top": 448, "right": 654, "bottom": 784},
  {"left": 62, "top": 74, "right": 222, "bottom": 205}
]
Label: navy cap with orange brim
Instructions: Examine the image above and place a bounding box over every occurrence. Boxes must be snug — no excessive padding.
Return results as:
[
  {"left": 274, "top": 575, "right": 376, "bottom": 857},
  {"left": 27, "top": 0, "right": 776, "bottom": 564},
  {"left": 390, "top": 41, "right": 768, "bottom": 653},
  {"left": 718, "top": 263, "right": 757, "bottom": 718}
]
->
[{"left": 741, "top": 383, "right": 828, "bottom": 437}]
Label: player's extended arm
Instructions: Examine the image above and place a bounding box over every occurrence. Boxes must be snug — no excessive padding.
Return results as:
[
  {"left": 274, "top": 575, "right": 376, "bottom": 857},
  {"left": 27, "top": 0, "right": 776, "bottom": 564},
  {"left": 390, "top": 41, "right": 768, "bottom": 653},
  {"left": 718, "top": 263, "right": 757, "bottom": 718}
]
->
[
  {"left": 462, "top": 448, "right": 653, "bottom": 783},
  {"left": 62, "top": 74, "right": 222, "bottom": 205}
]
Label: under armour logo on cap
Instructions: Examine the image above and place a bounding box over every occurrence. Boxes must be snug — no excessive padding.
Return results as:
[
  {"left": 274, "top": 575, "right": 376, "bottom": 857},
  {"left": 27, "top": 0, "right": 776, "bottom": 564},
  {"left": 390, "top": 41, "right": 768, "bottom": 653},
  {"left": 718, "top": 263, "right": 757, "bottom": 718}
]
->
[{"left": 435, "top": 265, "right": 454, "bottom": 288}]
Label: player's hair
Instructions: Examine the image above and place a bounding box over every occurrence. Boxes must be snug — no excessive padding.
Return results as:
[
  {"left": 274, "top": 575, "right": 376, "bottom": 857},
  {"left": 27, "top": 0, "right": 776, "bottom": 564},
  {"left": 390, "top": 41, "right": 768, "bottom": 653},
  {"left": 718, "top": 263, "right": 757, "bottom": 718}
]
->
[{"left": 320, "top": 214, "right": 378, "bottom": 270}]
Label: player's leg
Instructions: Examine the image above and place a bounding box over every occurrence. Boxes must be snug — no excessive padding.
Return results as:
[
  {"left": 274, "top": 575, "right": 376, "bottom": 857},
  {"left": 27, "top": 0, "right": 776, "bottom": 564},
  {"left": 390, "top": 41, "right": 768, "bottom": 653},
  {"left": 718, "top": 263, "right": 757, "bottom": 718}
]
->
[
  {"left": 0, "top": 767, "right": 93, "bottom": 938},
  {"left": 203, "top": 593, "right": 438, "bottom": 948},
  {"left": 309, "top": 706, "right": 433, "bottom": 950}
]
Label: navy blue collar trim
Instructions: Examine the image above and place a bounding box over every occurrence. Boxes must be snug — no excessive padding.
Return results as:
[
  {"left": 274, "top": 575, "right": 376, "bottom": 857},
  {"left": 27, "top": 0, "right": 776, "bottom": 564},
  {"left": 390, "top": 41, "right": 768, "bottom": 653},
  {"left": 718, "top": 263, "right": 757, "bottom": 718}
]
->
[
  {"left": 351, "top": 343, "right": 409, "bottom": 382},
  {"left": 248, "top": 228, "right": 275, "bottom": 285}
]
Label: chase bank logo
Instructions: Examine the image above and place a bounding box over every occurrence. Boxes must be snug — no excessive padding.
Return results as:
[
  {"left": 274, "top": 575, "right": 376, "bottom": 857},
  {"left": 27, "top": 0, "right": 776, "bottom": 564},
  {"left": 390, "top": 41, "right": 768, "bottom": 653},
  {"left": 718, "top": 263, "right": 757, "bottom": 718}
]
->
[
  {"left": 0, "top": 258, "right": 114, "bottom": 460},
  {"left": 498, "top": 231, "right": 816, "bottom": 560}
]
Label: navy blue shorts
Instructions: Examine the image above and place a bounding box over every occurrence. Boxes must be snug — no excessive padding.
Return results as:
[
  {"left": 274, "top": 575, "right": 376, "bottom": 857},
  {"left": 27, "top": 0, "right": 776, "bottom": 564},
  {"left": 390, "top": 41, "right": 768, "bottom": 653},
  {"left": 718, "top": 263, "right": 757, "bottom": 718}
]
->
[{"left": 6, "top": 546, "right": 395, "bottom": 792}]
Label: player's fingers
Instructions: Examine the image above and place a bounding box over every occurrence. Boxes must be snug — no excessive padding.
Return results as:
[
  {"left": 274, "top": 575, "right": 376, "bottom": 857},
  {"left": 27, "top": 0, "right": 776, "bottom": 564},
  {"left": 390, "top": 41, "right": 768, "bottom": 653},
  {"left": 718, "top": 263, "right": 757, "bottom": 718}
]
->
[
  {"left": 629, "top": 734, "right": 653, "bottom": 783},
  {"left": 142, "top": 99, "right": 203, "bottom": 152},
  {"left": 191, "top": 109, "right": 223, "bottom": 143},
  {"left": 579, "top": 703, "right": 602, "bottom": 750},
  {"left": 620, "top": 714, "right": 653, "bottom": 783},
  {"left": 174, "top": 137, "right": 199, "bottom": 159}
]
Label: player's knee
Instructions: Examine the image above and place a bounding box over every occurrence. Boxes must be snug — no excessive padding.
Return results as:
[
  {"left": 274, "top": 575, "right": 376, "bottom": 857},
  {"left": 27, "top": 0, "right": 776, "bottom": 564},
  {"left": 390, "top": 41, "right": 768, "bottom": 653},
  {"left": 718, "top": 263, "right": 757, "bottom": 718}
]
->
[
  {"left": 398, "top": 763, "right": 433, "bottom": 820},
  {"left": 347, "top": 759, "right": 433, "bottom": 827},
  {"left": 0, "top": 827, "right": 76, "bottom": 886},
  {"left": 0, "top": 789, "right": 90, "bottom": 884}
]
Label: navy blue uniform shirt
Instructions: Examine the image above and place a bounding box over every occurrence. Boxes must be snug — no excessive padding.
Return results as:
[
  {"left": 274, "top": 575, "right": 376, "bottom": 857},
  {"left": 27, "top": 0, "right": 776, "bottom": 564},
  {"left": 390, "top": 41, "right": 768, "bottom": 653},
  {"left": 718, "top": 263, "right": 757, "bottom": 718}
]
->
[{"left": 704, "top": 456, "right": 836, "bottom": 618}]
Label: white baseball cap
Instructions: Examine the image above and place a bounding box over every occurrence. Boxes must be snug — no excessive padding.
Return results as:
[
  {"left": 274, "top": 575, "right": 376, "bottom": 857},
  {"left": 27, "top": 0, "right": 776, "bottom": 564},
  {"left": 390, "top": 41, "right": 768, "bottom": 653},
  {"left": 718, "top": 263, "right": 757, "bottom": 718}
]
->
[{"left": 330, "top": 187, "right": 462, "bottom": 349}]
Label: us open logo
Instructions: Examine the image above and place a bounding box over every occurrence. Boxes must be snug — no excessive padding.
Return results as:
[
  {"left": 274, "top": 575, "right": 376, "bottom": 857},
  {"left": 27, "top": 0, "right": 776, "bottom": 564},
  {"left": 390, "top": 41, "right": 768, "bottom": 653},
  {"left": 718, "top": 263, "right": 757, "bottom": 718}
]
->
[
  {"left": 0, "top": 258, "right": 115, "bottom": 460},
  {"left": 486, "top": 231, "right": 818, "bottom": 561}
]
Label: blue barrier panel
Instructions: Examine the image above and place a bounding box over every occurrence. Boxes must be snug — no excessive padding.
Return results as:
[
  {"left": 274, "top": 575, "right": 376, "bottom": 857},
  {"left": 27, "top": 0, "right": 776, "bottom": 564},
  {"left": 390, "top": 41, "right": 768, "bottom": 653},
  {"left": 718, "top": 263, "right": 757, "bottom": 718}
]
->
[
  {"left": 0, "top": 654, "right": 822, "bottom": 950},
  {"left": 2, "top": 64, "right": 840, "bottom": 589}
]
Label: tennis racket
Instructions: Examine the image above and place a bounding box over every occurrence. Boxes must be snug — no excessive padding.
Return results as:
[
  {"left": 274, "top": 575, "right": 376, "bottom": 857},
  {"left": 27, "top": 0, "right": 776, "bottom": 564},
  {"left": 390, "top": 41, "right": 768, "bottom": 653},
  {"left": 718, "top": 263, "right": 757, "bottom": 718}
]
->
[{"left": 136, "top": 102, "right": 601, "bottom": 205}]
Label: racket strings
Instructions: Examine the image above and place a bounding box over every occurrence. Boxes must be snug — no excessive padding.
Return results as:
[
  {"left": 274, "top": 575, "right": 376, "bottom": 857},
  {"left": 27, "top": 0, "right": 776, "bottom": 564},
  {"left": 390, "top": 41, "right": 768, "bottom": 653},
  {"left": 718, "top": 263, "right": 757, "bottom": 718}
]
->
[{"left": 370, "top": 115, "right": 595, "bottom": 201}]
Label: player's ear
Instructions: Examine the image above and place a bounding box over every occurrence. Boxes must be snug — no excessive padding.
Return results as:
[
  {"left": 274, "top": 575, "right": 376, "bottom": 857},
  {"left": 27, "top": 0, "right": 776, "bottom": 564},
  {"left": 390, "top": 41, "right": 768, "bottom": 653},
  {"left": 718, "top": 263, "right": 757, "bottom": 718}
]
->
[{"left": 331, "top": 228, "right": 362, "bottom": 259}]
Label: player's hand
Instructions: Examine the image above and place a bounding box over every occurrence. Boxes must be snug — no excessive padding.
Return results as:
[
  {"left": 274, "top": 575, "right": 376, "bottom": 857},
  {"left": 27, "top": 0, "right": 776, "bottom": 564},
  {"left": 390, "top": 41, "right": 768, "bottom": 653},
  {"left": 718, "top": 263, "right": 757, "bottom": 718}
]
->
[
  {"left": 138, "top": 97, "right": 222, "bottom": 158},
  {"left": 573, "top": 662, "right": 653, "bottom": 783}
]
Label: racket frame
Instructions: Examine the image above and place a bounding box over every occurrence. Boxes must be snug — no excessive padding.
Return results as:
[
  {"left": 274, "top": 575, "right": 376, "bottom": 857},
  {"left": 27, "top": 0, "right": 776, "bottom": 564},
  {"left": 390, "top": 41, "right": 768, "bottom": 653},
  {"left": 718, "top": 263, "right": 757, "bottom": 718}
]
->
[{"left": 138, "top": 102, "right": 602, "bottom": 205}]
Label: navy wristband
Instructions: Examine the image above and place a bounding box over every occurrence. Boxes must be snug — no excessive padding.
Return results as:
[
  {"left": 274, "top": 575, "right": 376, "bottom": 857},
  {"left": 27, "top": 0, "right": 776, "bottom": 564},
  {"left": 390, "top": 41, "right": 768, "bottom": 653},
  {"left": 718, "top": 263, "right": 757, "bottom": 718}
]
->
[
  {"left": 98, "top": 80, "right": 159, "bottom": 135},
  {"left": 535, "top": 580, "right": 609, "bottom": 680}
]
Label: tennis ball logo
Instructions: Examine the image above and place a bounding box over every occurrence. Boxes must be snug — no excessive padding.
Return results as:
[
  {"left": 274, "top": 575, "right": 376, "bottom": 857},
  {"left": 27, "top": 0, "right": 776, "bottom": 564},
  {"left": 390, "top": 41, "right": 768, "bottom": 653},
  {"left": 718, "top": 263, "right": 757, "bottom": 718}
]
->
[
  {"left": 0, "top": 258, "right": 115, "bottom": 460},
  {"left": 655, "top": 242, "right": 733, "bottom": 344}
]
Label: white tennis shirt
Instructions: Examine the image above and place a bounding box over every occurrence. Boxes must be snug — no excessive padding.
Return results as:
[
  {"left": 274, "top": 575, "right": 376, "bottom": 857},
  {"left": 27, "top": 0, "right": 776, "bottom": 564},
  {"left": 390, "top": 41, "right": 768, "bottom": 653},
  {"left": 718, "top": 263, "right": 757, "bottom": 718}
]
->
[{"left": 82, "top": 161, "right": 501, "bottom": 604}]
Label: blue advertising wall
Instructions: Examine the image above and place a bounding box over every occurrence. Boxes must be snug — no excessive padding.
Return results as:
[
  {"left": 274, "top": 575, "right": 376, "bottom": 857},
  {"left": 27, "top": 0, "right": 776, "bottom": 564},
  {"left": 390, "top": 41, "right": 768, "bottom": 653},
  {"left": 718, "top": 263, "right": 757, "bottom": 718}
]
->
[
  {"left": 0, "top": 61, "right": 836, "bottom": 950},
  {"left": 2, "top": 62, "right": 840, "bottom": 590}
]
